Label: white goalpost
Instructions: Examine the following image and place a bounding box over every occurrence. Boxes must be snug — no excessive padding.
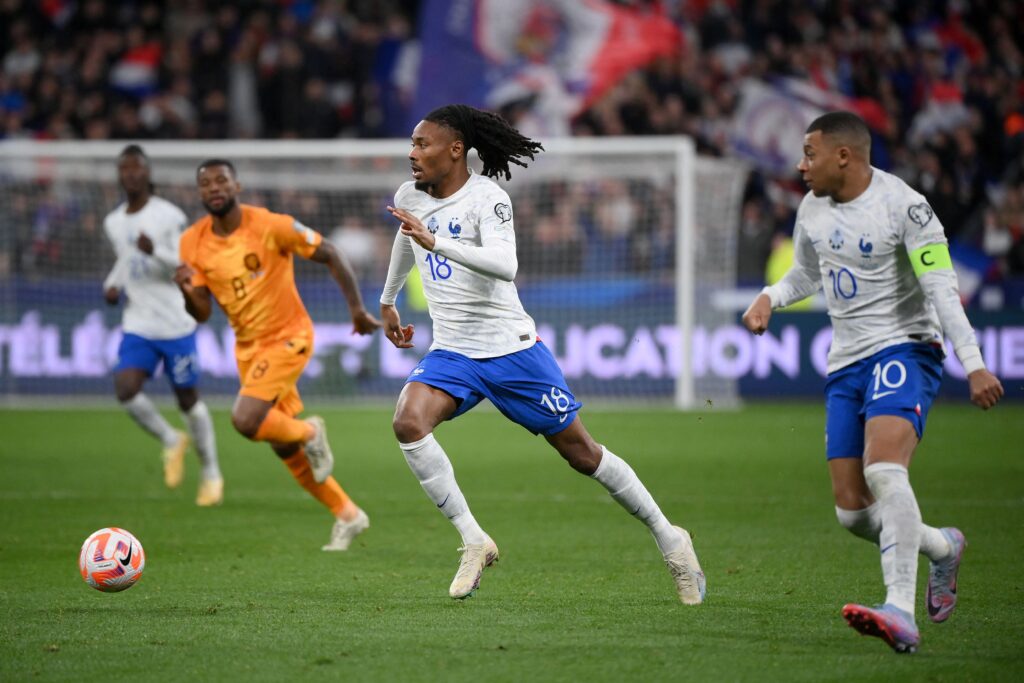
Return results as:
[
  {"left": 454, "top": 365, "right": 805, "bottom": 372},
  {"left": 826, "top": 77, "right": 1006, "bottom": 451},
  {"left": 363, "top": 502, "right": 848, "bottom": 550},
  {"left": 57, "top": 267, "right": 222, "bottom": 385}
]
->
[{"left": 0, "top": 138, "right": 747, "bottom": 409}]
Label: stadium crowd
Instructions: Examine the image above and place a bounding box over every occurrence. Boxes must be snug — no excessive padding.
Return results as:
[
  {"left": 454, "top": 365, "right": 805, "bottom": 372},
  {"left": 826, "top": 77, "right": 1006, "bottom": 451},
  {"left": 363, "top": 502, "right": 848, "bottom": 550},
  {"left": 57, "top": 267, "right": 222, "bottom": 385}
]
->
[{"left": 1, "top": 0, "right": 1022, "bottom": 290}]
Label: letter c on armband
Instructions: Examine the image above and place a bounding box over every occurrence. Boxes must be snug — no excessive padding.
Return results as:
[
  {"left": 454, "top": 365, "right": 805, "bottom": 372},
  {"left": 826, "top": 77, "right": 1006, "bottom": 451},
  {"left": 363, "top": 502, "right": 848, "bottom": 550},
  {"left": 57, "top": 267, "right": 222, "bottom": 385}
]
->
[{"left": 910, "top": 243, "right": 952, "bottom": 277}]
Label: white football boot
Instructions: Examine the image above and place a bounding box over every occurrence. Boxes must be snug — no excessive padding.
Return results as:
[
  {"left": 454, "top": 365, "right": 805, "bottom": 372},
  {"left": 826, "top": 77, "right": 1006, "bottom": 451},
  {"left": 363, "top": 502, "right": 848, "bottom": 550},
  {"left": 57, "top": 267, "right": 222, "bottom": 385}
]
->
[
  {"left": 162, "top": 430, "right": 189, "bottom": 489},
  {"left": 664, "top": 526, "right": 706, "bottom": 605},
  {"left": 303, "top": 416, "right": 334, "bottom": 483},
  {"left": 449, "top": 536, "right": 499, "bottom": 599},
  {"left": 322, "top": 509, "right": 370, "bottom": 551}
]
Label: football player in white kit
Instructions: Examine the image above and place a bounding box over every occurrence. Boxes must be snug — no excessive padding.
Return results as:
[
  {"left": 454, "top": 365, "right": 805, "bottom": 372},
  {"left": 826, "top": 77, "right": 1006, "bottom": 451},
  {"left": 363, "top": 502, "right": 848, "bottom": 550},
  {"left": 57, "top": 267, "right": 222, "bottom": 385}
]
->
[
  {"left": 103, "top": 146, "right": 223, "bottom": 506},
  {"left": 380, "top": 105, "right": 705, "bottom": 604},
  {"left": 742, "top": 113, "right": 1004, "bottom": 653}
]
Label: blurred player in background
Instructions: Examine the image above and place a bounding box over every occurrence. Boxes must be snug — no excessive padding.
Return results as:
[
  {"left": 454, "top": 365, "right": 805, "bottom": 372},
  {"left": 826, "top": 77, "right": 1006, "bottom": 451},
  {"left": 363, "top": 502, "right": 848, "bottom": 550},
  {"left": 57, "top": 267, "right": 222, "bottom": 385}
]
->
[
  {"left": 381, "top": 104, "right": 706, "bottom": 603},
  {"left": 175, "top": 159, "right": 380, "bottom": 550},
  {"left": 103, "top": 145, "right": 223, "bottom": 506},
  {"left": 742, "top": 112, "right": 1004, "bottom": 653}
]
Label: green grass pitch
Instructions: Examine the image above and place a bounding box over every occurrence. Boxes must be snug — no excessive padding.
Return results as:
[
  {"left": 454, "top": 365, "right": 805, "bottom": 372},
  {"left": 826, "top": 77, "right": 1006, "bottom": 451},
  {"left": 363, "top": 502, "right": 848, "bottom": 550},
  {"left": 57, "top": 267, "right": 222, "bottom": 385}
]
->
[{"left": 1, "top": 402, "right": 1022, "bottom": 682}]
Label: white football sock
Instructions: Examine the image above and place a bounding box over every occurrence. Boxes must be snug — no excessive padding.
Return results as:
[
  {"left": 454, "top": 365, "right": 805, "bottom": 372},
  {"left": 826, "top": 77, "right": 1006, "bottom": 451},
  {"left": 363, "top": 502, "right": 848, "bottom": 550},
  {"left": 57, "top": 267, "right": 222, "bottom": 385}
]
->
[
  {"left": 184, "top": 400, "right": 221, "bottom": 480},
  {"left": 835, "top": 503, "right": 951, "bottom": 561},
  {"left": 864, "top": 462, "right": 921, "bottom": 616},
  {"left": 122, "top": 393, "right": 178, "bottom": 448},
  {"left": 591, "top": 446, "right": 681, "bottom": 555},
  {"left": 400, "top": 434, "right": 487, "bottom": 545}
]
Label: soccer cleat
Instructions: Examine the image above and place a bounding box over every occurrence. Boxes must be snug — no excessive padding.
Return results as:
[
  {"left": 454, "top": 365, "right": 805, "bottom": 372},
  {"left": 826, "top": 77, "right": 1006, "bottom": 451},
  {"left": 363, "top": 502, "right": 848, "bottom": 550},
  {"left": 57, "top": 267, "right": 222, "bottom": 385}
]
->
[
  {"left": 664, "top": 526, "right": 706, "bottom": 605},
  {"left": 162, "top": 430, "right": 189, "bottom": 489},
  {"left": 322, "top": 509, "right": 370, "bottom": 551},
  {"left": 449, "top": 536, "right": 499, "bottom": 599},
  {"left": 303, "top": 416, "right": 334, "bottom": 483},
  {"left": 842, "top": 603, "right": 920, "bottom": 654},
  {"left": 195, "top": 477, "right": 224, "bottom": 507},
  {"left": 926, "top": 527, "right": 966, "bottom": 623}
]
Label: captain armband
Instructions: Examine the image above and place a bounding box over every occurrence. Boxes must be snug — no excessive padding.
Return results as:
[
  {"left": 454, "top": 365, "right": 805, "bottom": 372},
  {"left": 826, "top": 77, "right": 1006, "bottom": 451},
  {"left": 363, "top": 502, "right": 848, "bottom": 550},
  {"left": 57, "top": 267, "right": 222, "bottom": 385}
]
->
[{"left": 909, "top": 243, "right": 953, "bottom": 277}]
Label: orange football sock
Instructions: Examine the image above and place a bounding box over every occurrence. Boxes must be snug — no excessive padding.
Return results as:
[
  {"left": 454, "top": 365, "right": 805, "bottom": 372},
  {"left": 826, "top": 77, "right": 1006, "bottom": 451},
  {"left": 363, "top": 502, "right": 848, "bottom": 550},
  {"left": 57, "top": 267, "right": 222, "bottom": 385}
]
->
[
  {"left": 282, "top": 450, "right": 353, "bottom": 518},
  {"left": 254, "top": 409, "right": 315, "bottom": 444}
]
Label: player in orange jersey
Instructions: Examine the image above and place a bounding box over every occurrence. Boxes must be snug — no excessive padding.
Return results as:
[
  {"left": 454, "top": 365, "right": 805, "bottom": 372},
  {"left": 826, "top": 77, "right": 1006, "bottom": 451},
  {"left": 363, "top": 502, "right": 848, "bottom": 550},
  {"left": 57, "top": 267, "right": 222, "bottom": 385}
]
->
[{"left": 175, "top": 158, "right": 380, "bottom": 550}]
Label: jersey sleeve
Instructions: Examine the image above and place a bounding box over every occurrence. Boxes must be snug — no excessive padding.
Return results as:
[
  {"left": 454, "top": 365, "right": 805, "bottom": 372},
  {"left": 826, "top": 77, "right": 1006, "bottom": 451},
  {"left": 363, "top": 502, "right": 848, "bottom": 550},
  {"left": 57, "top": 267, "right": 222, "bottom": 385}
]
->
[
  {"left": 762, "top": 200, "right": 821, "bottom": 308},
  {"left": 266, "top": 212, "right": 323, "bottom": 259},
  {"left": 896, "top": 192, "right": 985, "bottom": 373},
  {"left": 379, "top": 232, "right": 416, "bottom": 305},
  {"left": 432, "top": 187, "right": 518, "bottom": 281},
  {"left": 102, "top": 213, "right": 127, "bottom": 290},
  {"left": 897, "top": 192, "right": 949, "bottom": 251},
  {"left": 150, "top": 204, "right": 187, "bottom": 271}
]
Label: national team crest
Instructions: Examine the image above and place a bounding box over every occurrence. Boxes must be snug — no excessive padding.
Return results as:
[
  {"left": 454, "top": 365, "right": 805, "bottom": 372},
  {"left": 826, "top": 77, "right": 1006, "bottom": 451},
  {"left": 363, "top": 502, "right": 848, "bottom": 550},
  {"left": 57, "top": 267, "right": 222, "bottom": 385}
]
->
[
  {"left": 427, "top": 216, "right": 439, "bottom": 234},
  {"left": 829, "top": 229, "right": 844, "bottom": 250},
  {"left": 448, "top": 219, "right": 462, "bottom": 239},
  {"left": 244, "top": 253, "right": 261, "bottom": 271},
  {"left": 858, "top": 235, "right": 873, "bottom": 257}
]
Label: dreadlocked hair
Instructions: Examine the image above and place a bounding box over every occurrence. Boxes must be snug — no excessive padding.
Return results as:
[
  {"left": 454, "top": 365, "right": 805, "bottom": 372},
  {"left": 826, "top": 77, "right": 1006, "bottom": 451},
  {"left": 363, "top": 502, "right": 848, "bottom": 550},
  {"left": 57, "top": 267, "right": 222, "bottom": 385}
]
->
[{"left": 424, "top": 104, "right": 544, "bottom": 181}]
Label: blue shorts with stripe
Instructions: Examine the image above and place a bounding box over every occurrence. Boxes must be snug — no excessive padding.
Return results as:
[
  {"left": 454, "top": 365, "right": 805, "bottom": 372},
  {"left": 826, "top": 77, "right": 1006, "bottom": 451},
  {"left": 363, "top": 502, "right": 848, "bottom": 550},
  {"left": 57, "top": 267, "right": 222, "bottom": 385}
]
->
[
  {"left": 824, "top": 342, "right": 943, "bottom": 460},
  {"left": 405, "top": 341, "right": 582, "bottom": 436}
]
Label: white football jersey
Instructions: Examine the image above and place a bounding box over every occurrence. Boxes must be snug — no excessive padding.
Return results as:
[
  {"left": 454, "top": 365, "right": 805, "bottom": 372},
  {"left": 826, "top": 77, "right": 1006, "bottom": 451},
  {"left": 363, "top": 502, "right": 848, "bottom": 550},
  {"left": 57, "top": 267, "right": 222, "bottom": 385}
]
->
[
  {"left": 386, "top": 172, "right": 537, "bottom": 358},
  {"left": 768, "top": 167, "right": 977, "bottom": 373},
  {"left": 103, "top": 196, "right": 196, "bottom": 340}
]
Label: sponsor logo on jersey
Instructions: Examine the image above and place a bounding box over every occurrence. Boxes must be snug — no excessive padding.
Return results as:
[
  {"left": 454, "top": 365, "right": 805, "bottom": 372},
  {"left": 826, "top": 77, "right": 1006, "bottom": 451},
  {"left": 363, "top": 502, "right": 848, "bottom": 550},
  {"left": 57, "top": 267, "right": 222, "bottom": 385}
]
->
[
  {"left": 427, "top": 216, "right": 439, "bottom": 234},
  {"left": 908, "top": 203, "right": 934, "bottom": 227},
  {"left": 494, "top": 203, "right": 512, "bottom": 223},
  {"left": 829, "top": 228, "right": 844, "bottom": 250}
]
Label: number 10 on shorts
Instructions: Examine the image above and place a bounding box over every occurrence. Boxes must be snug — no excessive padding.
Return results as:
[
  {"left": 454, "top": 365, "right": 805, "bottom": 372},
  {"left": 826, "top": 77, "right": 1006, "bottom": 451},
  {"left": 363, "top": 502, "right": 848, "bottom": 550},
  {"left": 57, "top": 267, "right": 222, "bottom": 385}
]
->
[{"left": 540, "top": 387, "right": 572, "bottom": 423}]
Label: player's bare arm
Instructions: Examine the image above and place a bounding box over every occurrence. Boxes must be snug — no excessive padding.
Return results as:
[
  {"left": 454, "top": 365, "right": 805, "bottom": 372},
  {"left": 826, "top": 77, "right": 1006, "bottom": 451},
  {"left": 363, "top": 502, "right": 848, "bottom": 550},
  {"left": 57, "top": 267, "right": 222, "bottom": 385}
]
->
[
  {"left": 380, "top": 304, "right": 415, "bottom": 349},
  {"left": 742, "top": 293, "right": 773, "bottom": 335},
  {"left": 309, "top": 241, "right": 381, "bottom": 335},
  {"left": 387, "top": 206, "right": 436, "bottom": 251},
  {"left": 173, "top": 263, "right": 212, "bottom": 322}
]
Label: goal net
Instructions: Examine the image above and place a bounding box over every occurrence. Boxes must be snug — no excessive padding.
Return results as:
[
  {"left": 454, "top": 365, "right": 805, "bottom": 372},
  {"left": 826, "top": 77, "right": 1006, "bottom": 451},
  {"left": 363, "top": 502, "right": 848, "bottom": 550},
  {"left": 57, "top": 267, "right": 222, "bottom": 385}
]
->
[{"left": 0, "top": 138, "right": 746, "bottom": 408}]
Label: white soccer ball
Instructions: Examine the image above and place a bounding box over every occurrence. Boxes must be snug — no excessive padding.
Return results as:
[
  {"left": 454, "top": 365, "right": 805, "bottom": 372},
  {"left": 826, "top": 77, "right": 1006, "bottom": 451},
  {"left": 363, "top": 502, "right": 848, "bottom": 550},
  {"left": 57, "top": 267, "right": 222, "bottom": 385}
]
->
[{"left": 78, "top": 527, "right": 145, "bottom": 593}]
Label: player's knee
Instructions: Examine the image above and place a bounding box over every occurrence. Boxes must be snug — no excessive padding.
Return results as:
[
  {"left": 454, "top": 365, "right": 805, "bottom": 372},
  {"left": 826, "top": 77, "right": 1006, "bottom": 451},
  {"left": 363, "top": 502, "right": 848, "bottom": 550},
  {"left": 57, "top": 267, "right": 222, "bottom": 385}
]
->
[
  {"left": 175, "top": 388, "right": 198, "bottom": 412},
  {"left": 231, "top": 410, "right": 262, "bottom": 440},
  {"left": 392, "top": 411, "right": 429, "bottom": 443},
  {"left": 114, "top": 377, "right": 141, "bottom": 403}
]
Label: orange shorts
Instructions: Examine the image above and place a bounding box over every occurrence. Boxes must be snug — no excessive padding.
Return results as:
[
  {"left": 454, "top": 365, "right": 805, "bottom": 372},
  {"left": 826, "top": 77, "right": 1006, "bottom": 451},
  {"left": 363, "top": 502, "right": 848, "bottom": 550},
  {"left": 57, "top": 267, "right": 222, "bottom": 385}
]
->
[{"left": 235, "top": 329, "right": 313, "bottom": 417}]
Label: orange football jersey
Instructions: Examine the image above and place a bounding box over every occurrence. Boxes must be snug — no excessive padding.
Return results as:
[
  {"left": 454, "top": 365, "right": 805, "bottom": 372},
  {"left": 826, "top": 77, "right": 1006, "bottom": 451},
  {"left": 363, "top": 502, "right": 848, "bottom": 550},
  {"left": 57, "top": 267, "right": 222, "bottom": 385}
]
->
[{"left": 179, "top": 204, "right": 322, "bottom": 345}]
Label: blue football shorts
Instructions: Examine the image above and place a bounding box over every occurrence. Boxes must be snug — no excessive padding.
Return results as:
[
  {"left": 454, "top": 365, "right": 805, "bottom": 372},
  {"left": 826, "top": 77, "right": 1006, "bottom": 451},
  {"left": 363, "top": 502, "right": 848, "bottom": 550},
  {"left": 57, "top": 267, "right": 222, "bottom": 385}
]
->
[
  {"left": 824, "top": 342, "right": 943, "bottom": 460},
  {"left": 405, "top": 341, "right": 582, "bottom": 436},
  {"left": 115, "top": 332, "right": 201, "bottom": 389}
]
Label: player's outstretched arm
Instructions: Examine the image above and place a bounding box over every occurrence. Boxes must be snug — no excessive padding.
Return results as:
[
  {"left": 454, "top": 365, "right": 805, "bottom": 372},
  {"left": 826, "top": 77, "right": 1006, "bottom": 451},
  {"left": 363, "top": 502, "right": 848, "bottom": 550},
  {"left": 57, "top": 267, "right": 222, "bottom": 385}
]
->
[
  {"left": 310, "top": 242, "right": 381, "bottom": 335},
  {"left": 380, "top": 303, "right": 415, "bottom": 349},
  {"left": 173, "top": 264, "right": 213, "bottom": 322},
  {"left": 742, "top": 293, "right": 773, "bottom": 335},
  {"left": 910, "top": 243, "right": 1004, "bottom": 410}
]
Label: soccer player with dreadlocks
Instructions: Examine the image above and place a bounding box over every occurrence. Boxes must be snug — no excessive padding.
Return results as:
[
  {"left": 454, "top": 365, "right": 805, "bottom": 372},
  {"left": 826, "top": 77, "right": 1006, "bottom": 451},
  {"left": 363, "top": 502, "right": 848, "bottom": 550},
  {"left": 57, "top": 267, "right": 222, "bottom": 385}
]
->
[{"left": 381, "top": 104, "right": 706, "bottom": 604}]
